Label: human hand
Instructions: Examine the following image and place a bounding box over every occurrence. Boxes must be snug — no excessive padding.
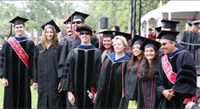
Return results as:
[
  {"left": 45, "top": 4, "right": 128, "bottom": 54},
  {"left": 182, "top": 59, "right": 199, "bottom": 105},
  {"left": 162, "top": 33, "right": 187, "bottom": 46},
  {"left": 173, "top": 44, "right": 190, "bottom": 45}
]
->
[
  {"left": 58, "top": 82, "right": 62, "bottom": 93},
  {"left": 68, "top": 92, "right": 75, "bottom": 105},
  {"left": 162, "top": 89, "right": 175, "bottom": 101},
  {"left": 32, "top": 83, "right": 37, "bottom": 91},
  {"left": 2, "top": 78, "right": 8, "bottom": 87},
  {"left": 185, "top": 101, "right": 196, "bottom": 109}
]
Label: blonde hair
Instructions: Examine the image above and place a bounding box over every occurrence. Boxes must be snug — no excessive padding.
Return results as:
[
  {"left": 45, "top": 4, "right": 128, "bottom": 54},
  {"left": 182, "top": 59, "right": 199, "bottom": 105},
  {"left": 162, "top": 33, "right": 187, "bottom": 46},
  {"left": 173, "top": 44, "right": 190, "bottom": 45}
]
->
[
  {"left": 38, "top": 25, "right": 58, "bottom": 52},
  {"left": 112, "top": 35, "right": 128, "bottom": 49}
]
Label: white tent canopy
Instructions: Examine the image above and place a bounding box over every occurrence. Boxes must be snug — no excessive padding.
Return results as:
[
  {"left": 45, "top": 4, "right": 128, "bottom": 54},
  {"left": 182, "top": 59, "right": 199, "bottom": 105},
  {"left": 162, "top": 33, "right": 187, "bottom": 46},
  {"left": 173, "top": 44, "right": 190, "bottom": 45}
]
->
[{"left": 141, "top": 0, "right": 200, "bottom": 36}]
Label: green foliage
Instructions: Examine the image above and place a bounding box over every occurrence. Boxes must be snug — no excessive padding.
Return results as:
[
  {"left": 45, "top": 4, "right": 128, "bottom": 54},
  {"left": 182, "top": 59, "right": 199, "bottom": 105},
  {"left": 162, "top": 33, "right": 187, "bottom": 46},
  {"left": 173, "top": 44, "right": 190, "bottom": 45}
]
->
[
  {"left": 0, "top": 1, "right": 75, "bottom": 42},
  {"left": 83, "top": 0, "right": 169, "bottom": 34}
]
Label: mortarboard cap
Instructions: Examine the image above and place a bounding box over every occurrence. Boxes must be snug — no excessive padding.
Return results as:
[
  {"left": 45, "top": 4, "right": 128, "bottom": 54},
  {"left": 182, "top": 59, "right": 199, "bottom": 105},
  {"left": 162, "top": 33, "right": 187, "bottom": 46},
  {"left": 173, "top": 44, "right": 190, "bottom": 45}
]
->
[
  {"left": 41, "top": 20, "right": 61, "bottom": 33},
  {"left": 161, "top": 20, "right": 179, "bottom": 29},
  {"left": 192, "top": 20, "right": 200, "bottom": 25},
  {"left": 76, "top": 25, "right": 93, "bottom": 33},
  {"left": 71, "top": 11, "right": 89, "bottom": 21},
  {"left": 157, "top": 30, "right": 179, "bottom": 41},
  {"left": 63, "top": 16, "right": 71, "bottom": 24},
  {"left": 115, "top": 31, "right": 131, "bottom": 40},
  {"left": 98, "top": 31, "right": 116, "bottom": 38},
  {"left": 77, "top": 25, "right": 95, "bottom": 38},
  {"left": 9, "top": 16, "right": 28, "bottom": 25},
  {"left": 187, "top": 20, "right": 192, "bottom": 26},
  {"left": 131, "top": 35, "right": 146, "bottom": 45},
  {"left": 140, "top": 38, "right": 161, "bottom": 51},
  {"left": 155, "top": 26, "right": 162, "bottom": 33}
]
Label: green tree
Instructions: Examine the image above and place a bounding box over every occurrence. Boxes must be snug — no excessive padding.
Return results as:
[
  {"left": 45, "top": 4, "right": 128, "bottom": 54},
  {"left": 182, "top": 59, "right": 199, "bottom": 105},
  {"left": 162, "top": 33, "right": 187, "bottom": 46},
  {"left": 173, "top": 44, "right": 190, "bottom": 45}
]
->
[{"left": 83, "top": 0, "right": 169, "bottom": 34}]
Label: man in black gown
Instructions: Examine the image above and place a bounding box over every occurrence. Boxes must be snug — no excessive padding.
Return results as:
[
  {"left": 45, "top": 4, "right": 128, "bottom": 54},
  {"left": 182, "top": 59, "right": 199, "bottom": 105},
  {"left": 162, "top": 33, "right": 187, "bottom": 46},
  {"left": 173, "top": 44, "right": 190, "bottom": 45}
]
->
[
  {"left": 155, "top": 30, "right": 197, "bottom": 109},
  {"left": 0, "top": 16, "right": 35, "bottom": 109},
  {"left": 66, "top": 25, "right": 101, "bottom": 108}
]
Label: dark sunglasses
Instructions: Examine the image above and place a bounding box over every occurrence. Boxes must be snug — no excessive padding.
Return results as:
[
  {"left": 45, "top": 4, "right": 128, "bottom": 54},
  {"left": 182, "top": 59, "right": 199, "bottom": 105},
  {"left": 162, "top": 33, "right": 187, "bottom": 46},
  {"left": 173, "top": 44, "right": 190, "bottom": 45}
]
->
[
  {"left": 72, "top": 21, "right": 82, "bottom": 24},
  {"left": 80, "top": 32, "right": 90, "bottom": 35},
  {"left": 161, "top": 43, "right": 167, "bottom": 46}
]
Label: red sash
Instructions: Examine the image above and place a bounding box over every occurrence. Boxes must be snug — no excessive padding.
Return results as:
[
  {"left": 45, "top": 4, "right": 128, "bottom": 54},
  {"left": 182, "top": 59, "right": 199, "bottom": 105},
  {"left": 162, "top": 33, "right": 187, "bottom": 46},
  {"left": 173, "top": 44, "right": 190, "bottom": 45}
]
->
[
  {"left": 162, "top": 55, "right": 177, "bottom": 84},
  {"left": 8, "top": 37, "right": 30, "bottom": 69},
  {"left": 162, "top": 54, "right": 197, "bottom": 104}
]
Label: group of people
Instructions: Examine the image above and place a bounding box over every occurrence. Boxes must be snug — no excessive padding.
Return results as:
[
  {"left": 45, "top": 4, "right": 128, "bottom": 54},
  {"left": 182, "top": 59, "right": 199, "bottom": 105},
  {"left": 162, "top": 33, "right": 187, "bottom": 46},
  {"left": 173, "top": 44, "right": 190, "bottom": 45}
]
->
[{"left": 0, "top": 10, "right": 198, "bottom": 109}]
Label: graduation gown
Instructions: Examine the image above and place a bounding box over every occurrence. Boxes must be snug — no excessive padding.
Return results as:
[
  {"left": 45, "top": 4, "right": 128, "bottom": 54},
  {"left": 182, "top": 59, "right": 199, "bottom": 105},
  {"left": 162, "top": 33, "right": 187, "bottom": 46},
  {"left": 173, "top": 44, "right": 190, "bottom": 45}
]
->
[
  {"left": 33, "top": 44, "right": 65, "bottom": 109},
  {"left": 132, "top": 77, "right": 159, "bottom": 109},
  {"left": 181, "top": 31, "right": 200, "bottom": 68},
  {"left": 1, "top": 36, "right": 35, "bottom": 109},
  {"left": 94, "top": 52, "right": 130, "bottom": 109},
  {"left": 124, "top": 60, "right": 138, "bottom": 107},
  {"left": 155, "top": 49, "right": 197, "bottom": 109},
  {"left": 125, "top": 60, "right": 138, "bottom": 101},
  {"left": 67, "top": 44, "right": 102, "bottom": 109},
  {"left": 91, "top": 35, "right": 99, "bottom": 48}
]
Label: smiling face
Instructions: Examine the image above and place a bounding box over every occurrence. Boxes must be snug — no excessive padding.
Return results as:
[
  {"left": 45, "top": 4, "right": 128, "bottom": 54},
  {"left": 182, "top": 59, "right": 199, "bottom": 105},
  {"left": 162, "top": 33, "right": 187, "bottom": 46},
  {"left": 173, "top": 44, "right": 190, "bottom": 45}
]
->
[
  {"left": 160, "top": 39, "right": 176, "bottom": 54},
  {"left": 45, "top": 27, "right": 54, "bottom": 40},
  {"left": 103, "top": 37, "right": 112, "bottom": 50},
  {"left": 73, "top": 19, "right": 85, "bottom": 31},
  {"left": 80, "top": 31, "right": 91, "bottom": 44},
  {"left": 113, "top": 39, "right": 126, "bottom": 54},
  {"left": 14, "top": 24, "right": 25, "bottom": 37},
  {"left": 144, "top": 47, "right": 157, "bottom": 61},
  {"left": 132, "top": 44, "right": 143, "bottom": 57},
  {"left": 66, "top": 23, "right": 74, "bottom": 35}
]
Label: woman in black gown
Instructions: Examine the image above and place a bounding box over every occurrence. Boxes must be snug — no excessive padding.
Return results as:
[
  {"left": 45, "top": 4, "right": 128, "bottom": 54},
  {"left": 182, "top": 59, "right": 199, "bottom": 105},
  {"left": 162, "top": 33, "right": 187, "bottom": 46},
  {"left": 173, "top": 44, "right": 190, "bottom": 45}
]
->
[{"left": 33, "top": 20, "right": 65, "bottom": 109}]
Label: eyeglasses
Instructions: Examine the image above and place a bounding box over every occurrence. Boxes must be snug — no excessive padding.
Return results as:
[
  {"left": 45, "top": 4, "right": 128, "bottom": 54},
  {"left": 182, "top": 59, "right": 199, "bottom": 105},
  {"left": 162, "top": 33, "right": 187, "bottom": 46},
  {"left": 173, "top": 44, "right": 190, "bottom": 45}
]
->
[
  {"left": 72, "top": 21, "right": 82, "bottom": 24},
  {"left": 161, "top": 42, "right": 171, "bottom": 46},
  {"left": 80, "top": 32, "right": 90, "bottom": 35}
]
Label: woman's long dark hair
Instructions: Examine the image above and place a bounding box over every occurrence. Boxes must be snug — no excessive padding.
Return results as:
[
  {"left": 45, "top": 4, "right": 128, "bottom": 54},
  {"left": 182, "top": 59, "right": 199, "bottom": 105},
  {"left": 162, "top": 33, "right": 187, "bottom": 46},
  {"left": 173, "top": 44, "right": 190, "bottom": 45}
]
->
[
  {"left": 127, "top": 52, "right": 144, "bottom": 73},
  {"left": 136, "top": 51, "right": 160, "bottom": 80}
]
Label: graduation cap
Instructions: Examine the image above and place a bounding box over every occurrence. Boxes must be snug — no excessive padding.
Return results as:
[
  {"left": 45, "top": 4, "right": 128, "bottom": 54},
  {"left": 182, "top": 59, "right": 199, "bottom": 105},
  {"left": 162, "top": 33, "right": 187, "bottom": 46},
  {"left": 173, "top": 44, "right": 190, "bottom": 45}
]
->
[
  {"left": 98, "top": 31, "right": 116, "bottom": 38},
  {"left": 187, "top": 20, "right": 192, "bottom": 26},
  {"left": 140, "top": 38, "right": 161, "bottom": 51},
  {"left": 76, "top": 25, "right": 95, "bottom": 37},
  {"left": 115, "top": 31, "right": 131, "bottom": 40},
  {"left": 9, "top": 16, "right": 29, "bottom": 25},
  {"left": 70, "top": 11, "right": 89, "bottom": 22},
  {"left": 161, "top": 20, "right": 179, "bottom": 29},
  {"left": 155, "top": 26, "right": 162, "bottom": 33},
  {"left": 131, "top": 35, "right": 146, "bottom": 45},
  {"left": 157, "top": 30, "right": 180, "bottom": 41},
  {"left": 192, "top": 20, "right": 200, "bottom": 25},
  {"left": 63, "top": 16, "right": 71, "bottom": 24},
  {"left": 41, "top": 20, "right": 61, "bottom": 33}
]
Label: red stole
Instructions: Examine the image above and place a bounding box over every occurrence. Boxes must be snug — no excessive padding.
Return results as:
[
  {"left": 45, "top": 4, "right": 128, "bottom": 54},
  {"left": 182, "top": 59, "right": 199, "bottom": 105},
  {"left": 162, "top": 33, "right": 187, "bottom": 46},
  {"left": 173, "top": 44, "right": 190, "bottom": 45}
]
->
[
  {"left": 8, "top": 37, "right": 30, "bottom": 69},
  {"left": 162, "top": 54, "right": 197, "bottom": 104}
]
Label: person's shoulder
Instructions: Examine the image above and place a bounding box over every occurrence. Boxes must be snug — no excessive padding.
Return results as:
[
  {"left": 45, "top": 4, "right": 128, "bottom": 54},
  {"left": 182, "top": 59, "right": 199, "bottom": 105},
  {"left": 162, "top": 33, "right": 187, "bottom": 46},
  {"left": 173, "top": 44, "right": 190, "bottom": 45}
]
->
[
  {"left": 179, "top": 49, "right": 193, "bottom": 58},
  {"left": 26, "top": 40, "right": 35, "bottom": 45}
]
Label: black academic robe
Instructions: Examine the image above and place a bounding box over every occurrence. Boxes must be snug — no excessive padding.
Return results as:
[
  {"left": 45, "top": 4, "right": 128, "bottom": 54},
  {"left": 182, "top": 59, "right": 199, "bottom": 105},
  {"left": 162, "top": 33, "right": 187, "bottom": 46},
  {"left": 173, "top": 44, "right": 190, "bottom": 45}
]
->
[
  {"left": 124, "top": 60, "right": 138, "bottom": 107},
  {"left": 1, "top": 39, "right": 35, "bottom": 109},
  {"left": 125, "top": 60, "right": 138, "bottom": 100},
  {"left": 94, "top": 52, "right": 130, "bottom": 109},
  {"left": 132, "top": 77, "right": 159, "bottom": 109},
  {"left": 181, "top": 31, "right": 200, "bottom": 68},
  {"left": 33, "top": 44, "right": 65, "bottom": 109},
  {"left": 67, "top": 45, "right": 102, "bottom": 109},
  {"left": 155, "top": 49, "right": 197, "bottom": 109},
  {"left": 91, "top": 35, "right": 99, "bottom": 48}
]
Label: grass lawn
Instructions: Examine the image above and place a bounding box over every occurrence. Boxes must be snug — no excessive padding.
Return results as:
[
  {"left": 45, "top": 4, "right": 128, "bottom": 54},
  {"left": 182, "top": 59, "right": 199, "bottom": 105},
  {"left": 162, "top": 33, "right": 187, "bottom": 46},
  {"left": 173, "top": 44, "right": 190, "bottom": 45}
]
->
[
  {"left": 0, "top": 79, "right": 38, "bottom": 108},
  {"left": 0, "top": 79, "right": 136, "bottom": 108}
]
